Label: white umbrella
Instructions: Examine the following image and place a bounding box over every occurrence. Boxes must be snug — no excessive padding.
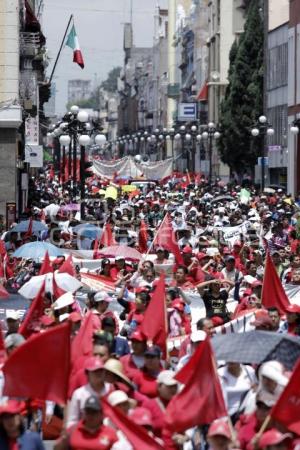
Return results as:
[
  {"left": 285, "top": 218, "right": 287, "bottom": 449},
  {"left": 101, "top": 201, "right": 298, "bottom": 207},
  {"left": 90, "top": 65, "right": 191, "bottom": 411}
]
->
[{"left": 19, "top": 272, "right": 82, "bottom": 299}]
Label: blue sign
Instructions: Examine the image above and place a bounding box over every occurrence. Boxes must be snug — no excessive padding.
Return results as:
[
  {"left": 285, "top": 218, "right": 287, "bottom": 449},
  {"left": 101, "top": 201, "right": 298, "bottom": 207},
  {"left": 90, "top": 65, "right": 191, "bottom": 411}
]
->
[{"left": 178, "top": 103, "right": 197, "bottom": 121}]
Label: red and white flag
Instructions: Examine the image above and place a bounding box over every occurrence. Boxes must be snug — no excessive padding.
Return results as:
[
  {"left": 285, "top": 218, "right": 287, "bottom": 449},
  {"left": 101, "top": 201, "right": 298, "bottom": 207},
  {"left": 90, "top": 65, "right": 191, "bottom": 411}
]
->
[
  {"left": 80, "top": 272, "right": 116, "bottom": 293},
  {"left": 66, "top": 23, "right": 84, "bottom": 69}
]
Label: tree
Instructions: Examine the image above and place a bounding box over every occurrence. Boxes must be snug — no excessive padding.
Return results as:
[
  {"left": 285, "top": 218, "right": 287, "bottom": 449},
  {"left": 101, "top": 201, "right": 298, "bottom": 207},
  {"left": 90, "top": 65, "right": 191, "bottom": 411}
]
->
[
  {"left": 218, "top": 0, "right": 264, "bottom": 176},
  {"left": 100, "top": 66, "right": 122, "bottom": 93}
]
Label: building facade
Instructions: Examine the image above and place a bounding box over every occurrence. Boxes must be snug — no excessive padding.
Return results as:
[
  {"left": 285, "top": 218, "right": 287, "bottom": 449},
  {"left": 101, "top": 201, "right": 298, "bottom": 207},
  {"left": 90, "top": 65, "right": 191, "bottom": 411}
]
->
[{"left": 67, "top": 79, "right": 92, "bottom": 105}]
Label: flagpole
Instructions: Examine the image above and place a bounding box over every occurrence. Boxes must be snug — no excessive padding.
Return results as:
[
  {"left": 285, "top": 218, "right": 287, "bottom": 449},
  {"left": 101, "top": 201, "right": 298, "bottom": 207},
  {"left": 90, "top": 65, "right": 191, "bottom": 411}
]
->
[{"left": 49, "top": 14, "right": 73, "bottom": 84}]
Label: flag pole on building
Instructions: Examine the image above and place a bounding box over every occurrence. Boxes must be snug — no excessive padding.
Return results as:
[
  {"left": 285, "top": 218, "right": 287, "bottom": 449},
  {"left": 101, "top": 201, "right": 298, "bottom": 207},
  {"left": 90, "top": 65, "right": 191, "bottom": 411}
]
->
[{"left": 49, "top": 14, "right": 73, "bottom": 84}]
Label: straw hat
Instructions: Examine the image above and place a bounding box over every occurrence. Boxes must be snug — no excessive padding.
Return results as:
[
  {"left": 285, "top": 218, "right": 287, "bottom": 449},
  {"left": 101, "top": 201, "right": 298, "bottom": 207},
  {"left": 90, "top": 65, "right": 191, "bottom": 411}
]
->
[{"left": 104, "top": 359, "right": 132, "bottom": 386}]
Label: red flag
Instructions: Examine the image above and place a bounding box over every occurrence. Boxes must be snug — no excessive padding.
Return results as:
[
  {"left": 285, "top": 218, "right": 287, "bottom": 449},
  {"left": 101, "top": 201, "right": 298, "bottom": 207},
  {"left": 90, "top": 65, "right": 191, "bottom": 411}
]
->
[
  {"left": 262, "top": 252, "right": 290, "bottom": 315},
  {"left": 52, "top": 274, "right": 65, "bottom": 299},
  {"left": 58, "top": 254, "right": 76, "bottom": 277},
  {"left": 140, "top": 273, "right": 168, "bottom": 353},
  {"left": 3, "top": 322, "right": 71, "bottom": 404},
  {"left": 271, "top": 359, "right": 300, "bottom": 434},
  {"left": 93, "top": 237, "right": 100, "bottom": 260},
  {"left": 100, "top": 223, "right": 116, "bottom": 247},
  {"left": 69, "top": 312, "right": 94, "bottom": 397},
  {"left": 153, "top": 214, "right": 184, "bottom": 265},
  {"left": 49, "top": 165, "right": 54, "bottom": 181},
  {"left": 102, "top": 398, "right": 164, "bottom": 450},
  {"left": 138, "top": 220, "right": 148, "bottom": 253},
  {"left": 165, "top": 338, "right": 227, "bottom": 433},
  {"left": 19, "top": 282, "right": 46, "bottom": 339},
  {"left": 23, "top": 217, "right": 33, "bottom": 240},
  {"left": 39, "top": 251, "right": 53, "bottom": 275}
]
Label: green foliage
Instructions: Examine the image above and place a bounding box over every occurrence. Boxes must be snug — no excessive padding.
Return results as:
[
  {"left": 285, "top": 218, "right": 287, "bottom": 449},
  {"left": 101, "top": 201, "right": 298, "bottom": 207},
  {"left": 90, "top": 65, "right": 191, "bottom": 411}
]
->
[
  {"left": 100, "top": 66, "right": 122, "bottom": 93},
  {"left": 218, "top": 0, "right": 264, "bottom": 175}
]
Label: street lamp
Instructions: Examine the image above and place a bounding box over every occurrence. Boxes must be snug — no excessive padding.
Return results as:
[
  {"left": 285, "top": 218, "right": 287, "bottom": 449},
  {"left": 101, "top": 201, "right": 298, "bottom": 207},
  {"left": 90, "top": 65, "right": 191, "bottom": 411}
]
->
[
  {"left": 251, "top": 115, "right": 274, "bottom": 191},
  {"left": 201, "top": 122, "right": 221, "bottom": 185}
]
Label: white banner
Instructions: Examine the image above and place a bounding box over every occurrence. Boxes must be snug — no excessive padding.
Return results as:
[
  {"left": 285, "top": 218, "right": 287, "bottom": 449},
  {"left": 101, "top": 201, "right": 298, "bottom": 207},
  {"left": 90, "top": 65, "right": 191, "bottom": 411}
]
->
[
  {"left": 92, "top": 157, "right": 173, "bottom": 181},
  {"left": 221, "top": 221, "right": 251, "bottom": 245}
]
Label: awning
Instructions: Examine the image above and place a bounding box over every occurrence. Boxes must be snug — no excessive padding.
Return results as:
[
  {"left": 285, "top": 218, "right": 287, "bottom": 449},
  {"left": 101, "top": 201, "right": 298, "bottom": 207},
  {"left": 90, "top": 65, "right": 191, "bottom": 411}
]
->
[{"left": 196, "top": 82, "right": 208, "bottom": 102}]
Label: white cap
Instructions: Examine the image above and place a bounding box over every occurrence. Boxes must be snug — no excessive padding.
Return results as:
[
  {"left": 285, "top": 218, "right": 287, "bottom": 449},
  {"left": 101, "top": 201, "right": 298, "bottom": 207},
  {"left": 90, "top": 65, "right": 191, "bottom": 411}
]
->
[
  {"left": 107, "top": 390, "right": 130, "bottom": 406},
  {"left": 115, "top": 256, "right": 125, "bottom": 261},
  {"left": 6, "top": 310, "right": 20, "bottom": 321},
  {"left": 94, "top": 292, "right": 113, "bottom": 303},
  {"left": 191, "top": 330, "right": 207, "bottom": 343},
  {"left": 53, "top": 292, "right": 74, "bottom": 310},
  {"left": 259, "top": 361, "right": 289, "bottom": 386},
  {"left": 157, "top": 370, "right": 178, "bottom": 386}
]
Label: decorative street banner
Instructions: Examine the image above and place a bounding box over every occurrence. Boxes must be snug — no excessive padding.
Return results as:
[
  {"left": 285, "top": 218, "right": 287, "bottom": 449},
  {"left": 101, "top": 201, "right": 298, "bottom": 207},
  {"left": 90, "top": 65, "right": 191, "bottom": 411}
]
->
[{"left": 92, "top": 157, "right": 173, "bottom": 181}]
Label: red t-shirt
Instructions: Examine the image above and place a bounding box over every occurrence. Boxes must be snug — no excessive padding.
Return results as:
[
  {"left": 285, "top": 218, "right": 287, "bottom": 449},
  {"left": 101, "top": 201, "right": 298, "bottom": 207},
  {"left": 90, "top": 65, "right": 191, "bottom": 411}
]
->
[
  {"left": 132, "top": 368, "right": 162, "bottom": 398},
  {"left": 69, "top": 421, "right": 118, "bottom": 450}
]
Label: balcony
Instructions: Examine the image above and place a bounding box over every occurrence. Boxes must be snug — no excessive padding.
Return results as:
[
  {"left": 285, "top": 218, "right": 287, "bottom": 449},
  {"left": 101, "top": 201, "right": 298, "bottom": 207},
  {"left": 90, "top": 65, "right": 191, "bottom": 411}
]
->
[{"left": 20, "top": 32, "right": 41, "bottom": 57}]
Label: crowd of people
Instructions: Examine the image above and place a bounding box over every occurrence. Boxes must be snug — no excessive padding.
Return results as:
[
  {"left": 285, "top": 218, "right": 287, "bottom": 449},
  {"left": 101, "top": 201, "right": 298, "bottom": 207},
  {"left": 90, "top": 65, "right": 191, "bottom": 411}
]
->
[{"left": 0, "top": 169, "right": 299, "bottom": 449}]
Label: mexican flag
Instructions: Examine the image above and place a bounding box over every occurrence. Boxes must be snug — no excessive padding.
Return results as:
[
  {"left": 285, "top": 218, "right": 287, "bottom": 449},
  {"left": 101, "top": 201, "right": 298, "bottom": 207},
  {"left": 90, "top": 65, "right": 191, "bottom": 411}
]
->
[{"left": 65, "top": 24, "right": 84, "bottom": 68}]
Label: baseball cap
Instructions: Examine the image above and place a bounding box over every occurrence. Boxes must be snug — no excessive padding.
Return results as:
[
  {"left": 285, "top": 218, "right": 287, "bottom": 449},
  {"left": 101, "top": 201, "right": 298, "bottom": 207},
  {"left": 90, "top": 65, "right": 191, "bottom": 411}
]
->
[
  {"left": 53, "top": 292, "right": 74, "bottom": 310},
  {"left": 259, "top": 429, "right": 292, "bottom": 448},
  {"left": 182, "top": 246, "right": 193, "bottom": 254},
  {"left": 59, "top": 313, "right": 70, "bottom": 323},
  {"left": 94, "top": 292, "right": 113, "bottom": 303},
  {"left": 130, "top": 330, "right": 147, "bottom": 342},
  {"left": 130, "top": 407, "right": 153, "bottom": 427},
  {"left": 0, "top": 400, "right": 24, "bottom": 416},
  {"left": 259, "top": 361, "right": 289, "bottom": 387},
  {"left": 157, "top": 370, "right": 178, "bottom": 386},
  {"left": 225, "top": 255, "right": 235, "bottom": 262},
  {"left": 107, "top": 390, "right": 134, "bottom": 407},
  {"left": 84, "top": 356, "right": 105, "bottom": 372},
  {"left": 144, "top": 345, "right": 161, "bottom": 358},
  {"left": 115, "top": 256, "right": 125, "bottom": 261},
  {"left": 6, "top": 310, "right": 20, "bottom": 321},
  {"left": 190, "top": 330, "right": 207, "bottom": 343},
  {"left": 156, "top": 247, "right": 165, "bottom": 252},
  {"left": 84, "top": 395, "right": 102, "bottom": 412},
  {"left": 207, "top": 419, "right": 231, "bottom": 439}
]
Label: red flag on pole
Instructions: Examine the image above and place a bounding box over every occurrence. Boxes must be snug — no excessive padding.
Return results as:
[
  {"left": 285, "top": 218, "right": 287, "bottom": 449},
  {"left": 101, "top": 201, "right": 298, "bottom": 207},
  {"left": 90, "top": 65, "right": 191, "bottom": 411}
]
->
[
  {"left": 165, "top": 337, "right": 227, "bottom": 433},
  {"left": 138, "top": 220, "right": 148, "bottom": 253},
  {"left": 3, "top": 322, "right": 71, "bottom": 404},
  {"left": 19, "top": 282, "right": 46, "bottom": 339},
  {"left": 39, "top": 251, "right": 53, "bottom": 275},
  {"left": 140, "top": 273, "right": 168, "bottom": 353},
  {"left": 271, "top": 359, "right": 300, "bottom": 434},
  {"left": 58, "top": 254, "right": 76, "bottom": 277},
  {"left": 102, "top": 398, "right": 164, "bottom": 450},
  {"left": 262, "top": 252, "right": 290, "bottom": 315},
  {"left": 152, "top": 214, "right": 183, "bottom": 265},
  {"left": 23, "top": 217, "right": 33, "bottom": 240},
  {"left": 100, "top": 223, "right": 116, "bottom": 247}
]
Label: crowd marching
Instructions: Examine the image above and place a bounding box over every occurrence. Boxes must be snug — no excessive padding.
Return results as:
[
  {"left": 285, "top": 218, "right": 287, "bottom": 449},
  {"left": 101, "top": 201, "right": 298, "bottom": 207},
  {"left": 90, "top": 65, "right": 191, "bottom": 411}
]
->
[{"left": 0, "top": 168, "right": 299, "bottom": 449}]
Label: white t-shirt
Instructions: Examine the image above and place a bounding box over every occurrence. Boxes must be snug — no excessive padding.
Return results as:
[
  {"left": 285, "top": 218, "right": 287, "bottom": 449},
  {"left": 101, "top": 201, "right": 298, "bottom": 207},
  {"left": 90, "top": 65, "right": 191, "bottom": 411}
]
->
[{"left": 218, "top": 365, "right": 256, "bottom": 416}]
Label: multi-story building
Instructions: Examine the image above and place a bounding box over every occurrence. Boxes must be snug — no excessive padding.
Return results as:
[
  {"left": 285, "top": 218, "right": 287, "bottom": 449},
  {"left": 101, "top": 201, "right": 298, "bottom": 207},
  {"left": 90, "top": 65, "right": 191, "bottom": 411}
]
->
[
  {"left": 207, "top": 0, "right": 247, "bottom": 180},
  {"left": 267, "top": 0, "right": 289, "bottom": 188},
  {"left": 68, "top": 79, "right": 92, "bottom": 105},
  {"left": 287, "top": 0, "right": 300, "bottom": 195},
  {"left": 0, "top": 0, "right": 48, "bottom": 218}
]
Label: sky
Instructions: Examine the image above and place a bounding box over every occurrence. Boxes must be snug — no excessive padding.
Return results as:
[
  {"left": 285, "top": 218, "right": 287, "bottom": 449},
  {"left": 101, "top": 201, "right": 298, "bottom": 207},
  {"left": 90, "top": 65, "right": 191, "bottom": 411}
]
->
[{"left": 43, "top": 0, "right": 168, "bottom": 115}]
